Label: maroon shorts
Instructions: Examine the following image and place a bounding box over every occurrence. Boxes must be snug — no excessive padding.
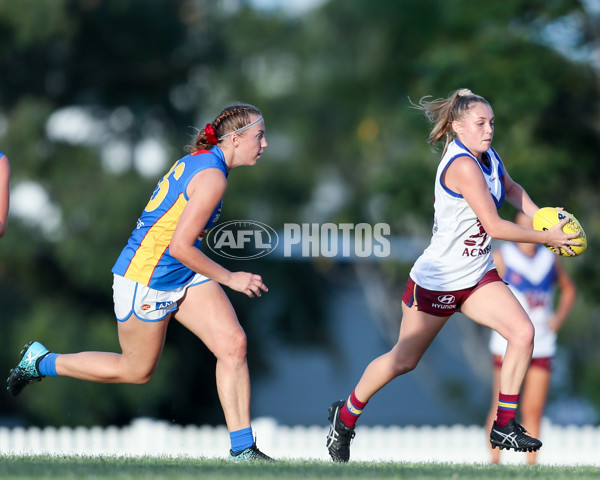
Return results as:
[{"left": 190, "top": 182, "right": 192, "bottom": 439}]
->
[
  {"left": 401, "top": 269, "right": 503, "bottom": 317},
  {"left": 492, "top": 354, "right": 553, "bottom": 372}
]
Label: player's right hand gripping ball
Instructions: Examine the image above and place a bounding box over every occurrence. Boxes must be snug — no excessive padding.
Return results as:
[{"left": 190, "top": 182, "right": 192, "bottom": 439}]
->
[{"left": 533, "top": 207, "right": 587, "bottom": 256}]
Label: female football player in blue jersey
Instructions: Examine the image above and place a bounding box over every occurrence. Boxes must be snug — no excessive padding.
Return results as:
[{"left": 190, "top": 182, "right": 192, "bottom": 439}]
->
[
  {"left": 0, "top": 151, "right": 10, "bottom": 238},
  {"left": 7, "top": 104, "right": 273, "bottom": 461},
  {"left": 326, "top": 89, "right": 582, "bottom": 462}
]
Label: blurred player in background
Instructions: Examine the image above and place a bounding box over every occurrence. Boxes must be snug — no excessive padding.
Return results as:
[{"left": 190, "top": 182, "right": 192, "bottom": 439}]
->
[
  {"left": 486, "top": 212, "right": 576, "bottom": 465},
  {"left": 326, "top": 88, "right": 581, "bottom": 462},
  {"left": 7, "top": 104, "right": 274, "bottom": 462},
  {"left": 0, "top": 151, "right": 10, "bottom": 238}
]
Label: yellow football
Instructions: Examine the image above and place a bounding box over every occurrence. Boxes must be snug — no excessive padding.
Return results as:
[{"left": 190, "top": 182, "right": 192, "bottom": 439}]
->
[{"left": 532, "top": 207, "right": 587, "bottom": 256}]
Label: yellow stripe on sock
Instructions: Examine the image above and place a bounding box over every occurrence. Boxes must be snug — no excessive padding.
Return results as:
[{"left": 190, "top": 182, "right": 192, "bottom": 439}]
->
[{"left": 346, "top": 398, "right": 363, "bottom": 416}]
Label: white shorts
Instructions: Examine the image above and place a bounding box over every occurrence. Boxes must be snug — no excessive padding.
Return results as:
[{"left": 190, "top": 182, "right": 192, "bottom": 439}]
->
[{"left": 113, "top": 273, "right": 211, "bottom": 322}]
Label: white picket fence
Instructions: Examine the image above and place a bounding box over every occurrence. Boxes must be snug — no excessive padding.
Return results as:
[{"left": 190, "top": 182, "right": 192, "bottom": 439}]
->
[{"left": 1, "top": 417, "right": 599, "bottom": 465}]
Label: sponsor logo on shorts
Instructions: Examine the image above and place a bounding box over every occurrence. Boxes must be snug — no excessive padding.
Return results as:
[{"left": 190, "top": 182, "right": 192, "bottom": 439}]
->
[
  {"left": 432, "top": 294, "right": 456, "bottom": 310},
  {"left": 140, "top": 301, "right": 174, "bottom": 312},
  {"left": 437, "top": 294, "right": 456, "bottom": 304}
]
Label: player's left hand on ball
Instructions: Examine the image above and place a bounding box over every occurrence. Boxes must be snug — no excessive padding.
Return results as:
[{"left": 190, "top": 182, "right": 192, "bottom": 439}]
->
[{"left": 546, "top": 220, "right": 580, "bottom": 256}]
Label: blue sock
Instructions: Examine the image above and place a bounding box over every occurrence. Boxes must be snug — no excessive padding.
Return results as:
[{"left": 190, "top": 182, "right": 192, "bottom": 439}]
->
[
  {"left": 38, "top": 353, "right": 60, "bottom": 377},
  {"left": 230, "top": 427, "right": 254, "bottom": 453}
]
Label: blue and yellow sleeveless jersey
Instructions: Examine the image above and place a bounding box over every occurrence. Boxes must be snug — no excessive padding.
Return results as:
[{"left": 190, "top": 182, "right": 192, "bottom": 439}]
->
[{"left": 112, "top": 147, "right": 227, "bottom": 290}]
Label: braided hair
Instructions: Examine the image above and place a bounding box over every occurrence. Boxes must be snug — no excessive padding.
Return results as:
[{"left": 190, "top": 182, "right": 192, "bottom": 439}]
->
[{"left": 188, "top": 104, "right": 262, "bottom": 153}]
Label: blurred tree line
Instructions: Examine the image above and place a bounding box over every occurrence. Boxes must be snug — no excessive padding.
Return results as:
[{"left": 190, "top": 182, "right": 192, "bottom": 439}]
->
[{"left": 0, "top": 0, "right": 599, "bottom": 427}]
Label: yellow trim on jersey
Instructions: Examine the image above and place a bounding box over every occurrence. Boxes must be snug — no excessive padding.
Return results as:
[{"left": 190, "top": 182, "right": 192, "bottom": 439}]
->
[{"left": 125, "top": 194, "right": 188, "bottom": 285}]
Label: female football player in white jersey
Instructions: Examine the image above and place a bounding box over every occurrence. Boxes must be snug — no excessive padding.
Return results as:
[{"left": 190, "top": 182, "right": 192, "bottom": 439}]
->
[
  {"left": 486, "top": 212, "right": 576, "bottom": 464},
  {"left": 7, "top": 104, "right": 273, "bottom": 461},
  {"left": 326, "top": 88, "right": 582, "bottom": 462}
]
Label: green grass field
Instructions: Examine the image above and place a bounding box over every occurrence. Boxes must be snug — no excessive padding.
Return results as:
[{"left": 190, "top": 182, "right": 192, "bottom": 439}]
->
[{"left": 0, "top": 456, "right": 599, "bottom": 480}]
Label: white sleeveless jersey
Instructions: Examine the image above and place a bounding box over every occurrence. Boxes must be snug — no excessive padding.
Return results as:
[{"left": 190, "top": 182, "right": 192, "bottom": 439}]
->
[
  {"left": 489, "top": 243, "right": 558, "bottom": 358},
  {"left": 410, "top": 139, "right": 506, "bottom": 291}
]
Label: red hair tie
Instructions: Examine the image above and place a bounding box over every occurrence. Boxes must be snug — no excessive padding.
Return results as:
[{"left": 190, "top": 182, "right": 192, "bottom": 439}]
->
[{"left": 204, "top": 123, "right": 218, "bottom": 145}]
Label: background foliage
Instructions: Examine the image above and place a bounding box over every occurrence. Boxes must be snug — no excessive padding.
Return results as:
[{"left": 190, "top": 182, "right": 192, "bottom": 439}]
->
[{"left": 1, "top": 0, "right": 599, "bottom": 427}]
